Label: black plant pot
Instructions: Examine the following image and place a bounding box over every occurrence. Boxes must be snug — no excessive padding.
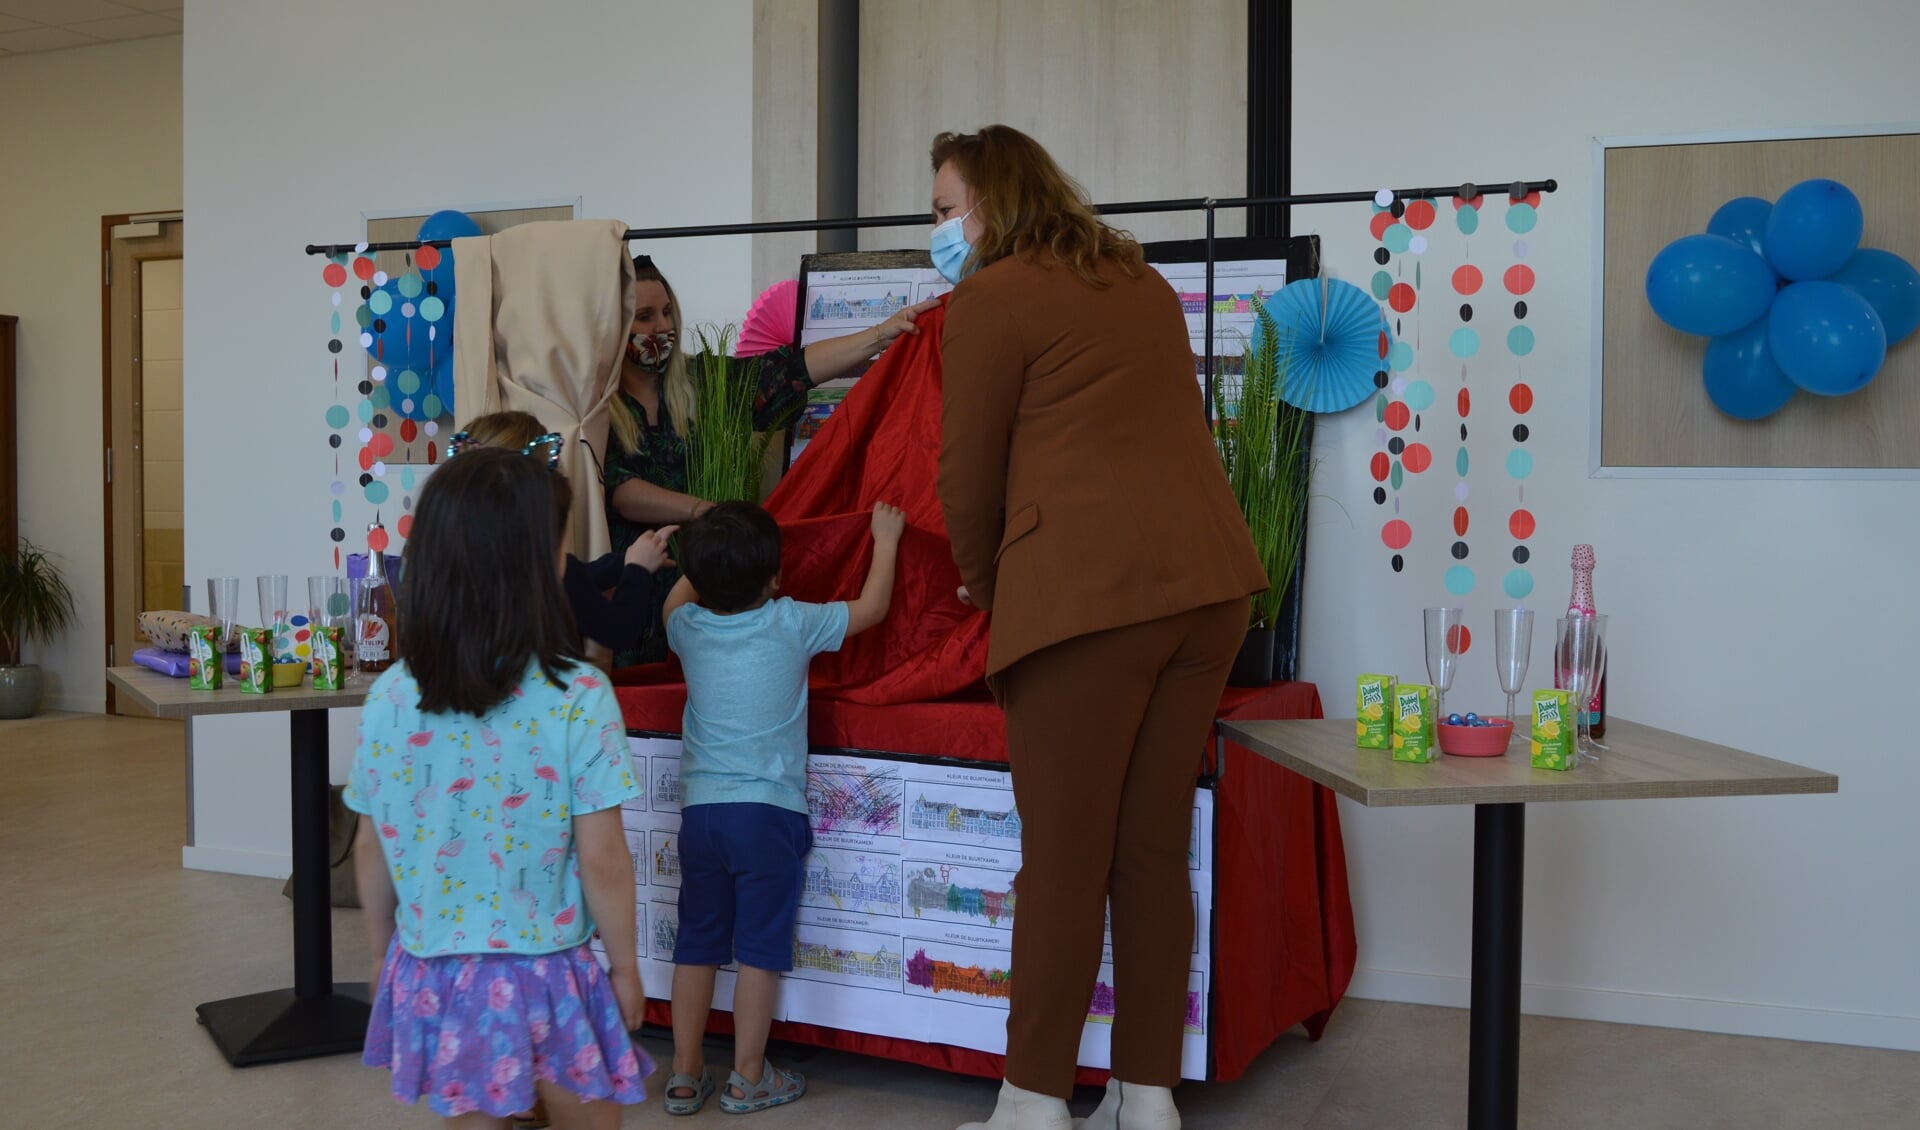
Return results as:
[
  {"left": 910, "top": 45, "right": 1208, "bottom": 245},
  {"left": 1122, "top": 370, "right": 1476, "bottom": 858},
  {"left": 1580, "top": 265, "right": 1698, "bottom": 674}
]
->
[{"left": 1227, "top": 626, "right": 1276, "bottom": 688}]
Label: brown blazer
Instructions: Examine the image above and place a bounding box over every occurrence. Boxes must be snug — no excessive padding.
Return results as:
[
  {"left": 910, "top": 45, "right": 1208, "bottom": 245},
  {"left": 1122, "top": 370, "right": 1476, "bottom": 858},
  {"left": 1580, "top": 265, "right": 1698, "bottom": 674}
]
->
[{"left": 938, "top": 253, "right": 1268, "bottom": 678}]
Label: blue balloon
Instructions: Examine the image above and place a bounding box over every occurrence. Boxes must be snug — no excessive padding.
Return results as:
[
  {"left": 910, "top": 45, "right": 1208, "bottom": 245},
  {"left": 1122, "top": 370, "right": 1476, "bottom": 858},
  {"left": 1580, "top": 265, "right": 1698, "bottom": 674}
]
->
[
  {"left": 431, "top": 351, "right": 456, "bottom": 417},
  {"left": 1702, "top": 318, "right": 1796, "bottom": 420},
  {"left": 1767, "top": 281, "right": 1886, "bottom": 396},
  {"left": 1764, "top": 179, "right": 1862, "bottom": 282},
  {"left": 1645, "top": 233, "right": 1778, "bottom": 336},
  {"left": 417, "top": 209, "right": 483, "bottom": 243},
  {"left": 1706, "top": 196, "right": 1772, "bottom": 261},
  {"left": 1826, "top": 249, "right": 1920, "bottom": 345}
]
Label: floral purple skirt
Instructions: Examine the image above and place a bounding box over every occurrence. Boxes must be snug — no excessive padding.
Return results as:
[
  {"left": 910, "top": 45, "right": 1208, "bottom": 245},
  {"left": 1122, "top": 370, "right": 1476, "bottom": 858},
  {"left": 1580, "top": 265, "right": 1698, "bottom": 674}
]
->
[{"left": 364, "top": 938, "right": 654, "bottom": 1118}]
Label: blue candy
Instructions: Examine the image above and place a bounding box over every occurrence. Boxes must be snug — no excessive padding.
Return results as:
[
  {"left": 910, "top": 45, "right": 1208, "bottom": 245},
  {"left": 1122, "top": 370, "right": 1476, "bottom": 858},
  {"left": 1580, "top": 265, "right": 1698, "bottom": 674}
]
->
[{"left": 1447, "top": 713, "right": 1464, "bottom": 726}]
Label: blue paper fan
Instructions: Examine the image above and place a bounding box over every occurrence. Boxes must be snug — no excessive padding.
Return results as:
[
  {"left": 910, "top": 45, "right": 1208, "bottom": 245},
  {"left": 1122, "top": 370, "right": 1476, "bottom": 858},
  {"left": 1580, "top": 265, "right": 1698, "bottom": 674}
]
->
[{"left": 1255, "top": 276, "right": 1391, "bottom": 413}]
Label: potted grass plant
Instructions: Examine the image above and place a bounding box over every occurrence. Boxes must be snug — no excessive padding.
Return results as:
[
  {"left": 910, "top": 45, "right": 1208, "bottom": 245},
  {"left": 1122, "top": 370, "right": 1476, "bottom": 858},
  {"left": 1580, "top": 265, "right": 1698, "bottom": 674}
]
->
[
  {"left": 1212, "top": 296, "right": 1314, "bottom": 687},
  {"left": 686, "top": 324, "right": 773, "bottom": 504},
  {"left": 1, "top": 538, "right": 77, "bottom": 718}
]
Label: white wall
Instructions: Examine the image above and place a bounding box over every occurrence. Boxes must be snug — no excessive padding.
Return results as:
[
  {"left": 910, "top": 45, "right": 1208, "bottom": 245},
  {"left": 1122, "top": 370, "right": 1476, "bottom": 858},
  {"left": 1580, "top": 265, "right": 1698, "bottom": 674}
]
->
[
  {"left": 0, "top": 37, "right": 183, "bottom": 713},
  {"left": 1294, "top": 0, "right": 1920, "bottom": 1048},
  {"left": 181, "top": 0, "right": 755, "bottom": 876}
]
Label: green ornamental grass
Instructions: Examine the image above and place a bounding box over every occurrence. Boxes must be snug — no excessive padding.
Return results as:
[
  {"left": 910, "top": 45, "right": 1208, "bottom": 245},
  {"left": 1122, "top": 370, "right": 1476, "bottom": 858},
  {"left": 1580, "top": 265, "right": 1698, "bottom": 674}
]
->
[
  {"left": 1212, "top": 294, "right": 1314, "bottom": 630},
  {"left": 686, "top": 324, "right": 772, "bottom": 504}
]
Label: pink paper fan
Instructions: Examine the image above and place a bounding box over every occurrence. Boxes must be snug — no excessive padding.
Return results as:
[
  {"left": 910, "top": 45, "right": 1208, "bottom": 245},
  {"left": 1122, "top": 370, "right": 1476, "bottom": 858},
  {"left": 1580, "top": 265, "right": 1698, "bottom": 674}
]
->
[{"left": 737, "top": 279, "right": 799, "bottom": 357}]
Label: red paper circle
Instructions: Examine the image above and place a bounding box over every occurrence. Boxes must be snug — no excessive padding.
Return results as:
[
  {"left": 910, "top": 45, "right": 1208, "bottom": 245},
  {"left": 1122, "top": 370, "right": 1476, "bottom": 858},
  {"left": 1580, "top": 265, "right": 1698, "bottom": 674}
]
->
[
  {"left": 1377, "top": 330, "right": 1391, "bottom": 360},
  {"left": 399, "top": 419, "right": 419, "bottom": 443},
  {"left": 1402, "top": 443, "right": 1432, "bottom": 473},
  {"left": 1510, "top": 509, "right": 1536, "bottom": 539},
  {"left": 396, "top": 515, "right": 414, "bottom": 540},
  {"left": 358, "top": 447, "right": 375, "bottom": 471},
  {"left": 1370, "top": 452, "right": 1391, "bottom": 482},
  {"left": 1384, "top": 402, "right": 1411, "bottom": 431},
  {"left": 1457, "top": 388, "right": 1471, "bottom": 417},
  {"left": 351, "top": 256, "right": 376, "bottom": 281},
  {"left": 1388, "top": 283, "right": 1417, "bottom": 313},
  {"left": 368, "top": 526, "right": 390, "bottom": 552},
  {"left": 1453, "top": 507, "right": 1470, "bottom": 536},
  {"left": 1509, "top": 384, "right": 1534, "bottom": 414},
  {"left": 1504, "top": 264, "right": 1536, "bottom": 295},
  {"left": 1404, "top": 200, "right": 1437, "bottom": 230},
  {"left": 1370, "top": 211, "right": 1396, "bottom": 241},
  {"left": 322, "top": 262, "right": 348, "bottom": 288},
  {"left": 1447, "top": 624, "right": 1473, "bottom": 654},
  {"left": 415, "top": 245, "right": 442, "bottom": 271},
  {"left": 1451, "top": 265, "right": 1484, "bottom": 295},
  {"left": 368, "top": 433, "right": 396, "bottom": 458},
  {"left": 1381, "top": 519, "right": 1412, "bottom": 550},
  {"left": 1454, "top": 194, "right": 1485, "bottom": 210}
]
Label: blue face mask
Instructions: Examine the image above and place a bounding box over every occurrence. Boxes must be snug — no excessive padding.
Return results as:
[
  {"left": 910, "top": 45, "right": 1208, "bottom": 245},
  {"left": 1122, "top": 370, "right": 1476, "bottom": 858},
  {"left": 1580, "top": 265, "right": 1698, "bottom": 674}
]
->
[{"left": 930, "top": 206, "right": 977, "bottom": 284}]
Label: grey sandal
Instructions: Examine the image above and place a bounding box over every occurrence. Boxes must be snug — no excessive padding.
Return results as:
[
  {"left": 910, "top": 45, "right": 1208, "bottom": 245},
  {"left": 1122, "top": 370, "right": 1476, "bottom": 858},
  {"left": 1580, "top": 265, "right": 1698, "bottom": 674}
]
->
[
  {"left": 719, "top": 1062, "right": 807, "bottom": 1114},
  {"left": 663, "top": 1069, "right": 715, "bottom": 1116}
]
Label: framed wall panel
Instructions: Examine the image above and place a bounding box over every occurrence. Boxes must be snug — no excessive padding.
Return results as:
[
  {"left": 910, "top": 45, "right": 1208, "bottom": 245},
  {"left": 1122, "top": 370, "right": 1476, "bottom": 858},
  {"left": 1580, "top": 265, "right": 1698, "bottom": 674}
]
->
[{"left": 1594, "top": 125, "right": 1920, "bottom": 477}]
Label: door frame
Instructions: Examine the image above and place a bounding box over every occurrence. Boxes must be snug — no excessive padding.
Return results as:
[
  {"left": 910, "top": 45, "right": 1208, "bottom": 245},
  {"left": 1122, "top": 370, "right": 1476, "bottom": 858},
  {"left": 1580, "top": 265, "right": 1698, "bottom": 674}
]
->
[{"left": 100, "top": 212, "right": 183, "bottom": 713}]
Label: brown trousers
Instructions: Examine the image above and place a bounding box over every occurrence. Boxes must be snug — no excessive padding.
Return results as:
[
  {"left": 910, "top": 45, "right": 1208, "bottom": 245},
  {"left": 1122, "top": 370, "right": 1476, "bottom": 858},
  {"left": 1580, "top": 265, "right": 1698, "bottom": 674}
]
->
[{"left": 998, "top": 597, "right": 1248, "bottom": 1098}]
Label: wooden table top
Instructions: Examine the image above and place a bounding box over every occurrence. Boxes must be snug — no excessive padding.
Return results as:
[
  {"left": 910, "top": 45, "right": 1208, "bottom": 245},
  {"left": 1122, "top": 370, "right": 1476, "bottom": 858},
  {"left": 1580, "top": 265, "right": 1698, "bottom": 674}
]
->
[
  {"left": 107, "top": 665, "right": 369, "bottom": 718},
  {"left": 1216, "top": 717, "right": 1838, "bottom": 808}
]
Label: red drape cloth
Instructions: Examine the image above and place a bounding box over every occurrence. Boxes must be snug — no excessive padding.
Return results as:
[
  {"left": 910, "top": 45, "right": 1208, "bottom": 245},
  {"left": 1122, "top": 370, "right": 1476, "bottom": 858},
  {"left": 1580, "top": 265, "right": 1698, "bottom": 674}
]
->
[
  {"left": 761, "top": 301, "right": 991, "bottom": 705},
  {"left": 614, "top": 300, "right": 1355, "bottom": 1081}
]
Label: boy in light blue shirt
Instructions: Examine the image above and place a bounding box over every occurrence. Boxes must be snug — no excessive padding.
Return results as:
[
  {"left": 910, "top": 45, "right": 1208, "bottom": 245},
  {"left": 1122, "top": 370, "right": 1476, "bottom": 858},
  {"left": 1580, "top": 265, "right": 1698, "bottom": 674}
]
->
[{"left": 659, "top": 499, "right": 903, "bottom": 1115}]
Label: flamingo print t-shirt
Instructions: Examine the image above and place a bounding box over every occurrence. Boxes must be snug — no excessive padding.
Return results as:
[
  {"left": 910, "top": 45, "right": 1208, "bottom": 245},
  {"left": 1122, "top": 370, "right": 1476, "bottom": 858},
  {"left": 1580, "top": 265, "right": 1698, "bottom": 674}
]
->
[{"left": 342, "top": 659, "right": 641, "bottom": 958}]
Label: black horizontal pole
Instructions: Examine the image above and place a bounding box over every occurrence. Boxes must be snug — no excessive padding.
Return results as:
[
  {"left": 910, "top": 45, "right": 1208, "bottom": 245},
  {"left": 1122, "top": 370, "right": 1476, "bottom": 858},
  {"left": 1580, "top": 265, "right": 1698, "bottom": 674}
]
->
[{"left": 303, "top": 178, "right": 1557, "bottom": 256}]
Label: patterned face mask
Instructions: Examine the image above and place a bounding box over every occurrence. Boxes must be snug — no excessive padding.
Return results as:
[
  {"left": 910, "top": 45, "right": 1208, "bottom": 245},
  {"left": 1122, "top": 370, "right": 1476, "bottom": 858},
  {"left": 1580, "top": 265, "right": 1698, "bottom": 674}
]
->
[{"left": 627, "top": 331, "right": 675, "bottom": 371}]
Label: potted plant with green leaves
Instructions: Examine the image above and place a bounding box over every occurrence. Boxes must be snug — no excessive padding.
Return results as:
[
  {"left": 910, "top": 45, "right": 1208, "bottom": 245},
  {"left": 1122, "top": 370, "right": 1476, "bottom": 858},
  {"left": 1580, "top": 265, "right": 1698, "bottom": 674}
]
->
[
  {"left": 1, "top": 538, "right": 77, "bottom": 718},
  {"left": 686, "top": 323, "right": 773, "bottom": 504},
  {"left": 1211, "top": 297, "right": 1314, "bottom": 687}
]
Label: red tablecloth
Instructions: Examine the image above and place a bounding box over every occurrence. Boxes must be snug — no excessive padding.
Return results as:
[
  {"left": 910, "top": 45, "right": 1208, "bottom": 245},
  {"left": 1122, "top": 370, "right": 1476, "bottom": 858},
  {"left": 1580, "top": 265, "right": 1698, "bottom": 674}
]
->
[{"left": 615, "top": 676, "right": 1355, "bottom": 1084}]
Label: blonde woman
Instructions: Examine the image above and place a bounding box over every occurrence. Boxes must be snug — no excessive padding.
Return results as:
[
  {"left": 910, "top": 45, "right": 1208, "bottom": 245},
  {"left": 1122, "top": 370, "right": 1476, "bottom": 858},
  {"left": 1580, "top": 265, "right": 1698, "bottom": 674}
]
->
[{"left": 602, "top": 257, "right": 934, "bottom": 665}]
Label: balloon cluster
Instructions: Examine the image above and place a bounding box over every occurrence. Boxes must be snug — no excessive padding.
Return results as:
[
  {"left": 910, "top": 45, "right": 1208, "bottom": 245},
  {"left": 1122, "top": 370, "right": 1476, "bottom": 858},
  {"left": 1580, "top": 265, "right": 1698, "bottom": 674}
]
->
[
  {"left": 363, "top": 209, "right": 482, "bottom": 420},
  {"left": 1645, "top": 180, "right": 1918, "bottom": 420}
]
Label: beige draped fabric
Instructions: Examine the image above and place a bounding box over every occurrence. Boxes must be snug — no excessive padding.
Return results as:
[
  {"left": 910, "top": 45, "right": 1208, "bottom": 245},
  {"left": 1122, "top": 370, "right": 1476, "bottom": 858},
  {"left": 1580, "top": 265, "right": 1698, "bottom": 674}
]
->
[{"left": 451, "top": 219, "right": 637, "bottom": 563}]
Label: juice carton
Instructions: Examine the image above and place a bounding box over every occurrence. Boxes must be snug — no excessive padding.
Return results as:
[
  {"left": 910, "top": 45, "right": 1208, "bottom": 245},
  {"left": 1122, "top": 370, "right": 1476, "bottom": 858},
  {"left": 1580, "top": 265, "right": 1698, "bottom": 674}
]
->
[
  {"left": 1531, "top": 689, "right": 1576, "bottom": 770},
  {"left": 1356, "top": 674, "right": 1396, "bottom": 748},
  {"left": 237, "top": 626, "right": 274, "bottom": 694},
  {"left": 310, "top": 624, "right": 345, "bottom": 691},
  {"left": 188, "top": 623, "right": 224, "bottom": 690},
  {"left": 1391, "top": 683, "right": 1437, "bottom": 763}
]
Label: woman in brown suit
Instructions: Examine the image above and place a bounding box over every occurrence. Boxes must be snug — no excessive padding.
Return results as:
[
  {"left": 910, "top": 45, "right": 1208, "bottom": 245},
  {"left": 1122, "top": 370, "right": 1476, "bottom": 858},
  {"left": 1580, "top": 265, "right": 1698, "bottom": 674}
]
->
[{"left": 935, "top": 126, "right": 1268, "bottom": 1130}]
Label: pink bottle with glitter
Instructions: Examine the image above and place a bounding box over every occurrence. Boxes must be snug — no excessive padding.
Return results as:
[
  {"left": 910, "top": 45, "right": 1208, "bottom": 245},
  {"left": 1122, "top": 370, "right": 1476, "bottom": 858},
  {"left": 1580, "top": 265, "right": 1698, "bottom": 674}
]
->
[{"left": 1553, "top": 544, "right": 1607, "bottom": 739}]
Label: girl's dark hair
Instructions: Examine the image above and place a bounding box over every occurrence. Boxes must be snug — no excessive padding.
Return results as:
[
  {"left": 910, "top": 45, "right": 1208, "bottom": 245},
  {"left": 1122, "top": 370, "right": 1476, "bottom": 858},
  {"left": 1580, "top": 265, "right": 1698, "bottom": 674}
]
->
[
  {"left": 680, "top": 501, "right": 782, "bottom": 613},
  {"left": 398, "top": 446, "right": 582, "bottom": 715}
]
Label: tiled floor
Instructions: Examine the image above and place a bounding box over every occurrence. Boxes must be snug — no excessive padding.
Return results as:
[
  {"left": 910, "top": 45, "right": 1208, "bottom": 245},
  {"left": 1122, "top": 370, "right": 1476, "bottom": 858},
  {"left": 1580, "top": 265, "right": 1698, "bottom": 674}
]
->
[{"left": 3, "top": 711, "right": 1914, "bottom": 1127}]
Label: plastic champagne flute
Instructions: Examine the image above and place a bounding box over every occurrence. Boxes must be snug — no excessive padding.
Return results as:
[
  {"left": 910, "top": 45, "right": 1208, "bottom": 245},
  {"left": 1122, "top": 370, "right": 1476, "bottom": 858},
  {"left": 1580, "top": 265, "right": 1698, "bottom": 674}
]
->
[
  {"left": 1423, "top": 607, "right": 1464, "bottom": 723},
  {"left": 1556, "top": 615, "right": 1606, "bottom": 761},
  {"left": 1493, "top": 608, "right": 1534, "bottom": 733}
]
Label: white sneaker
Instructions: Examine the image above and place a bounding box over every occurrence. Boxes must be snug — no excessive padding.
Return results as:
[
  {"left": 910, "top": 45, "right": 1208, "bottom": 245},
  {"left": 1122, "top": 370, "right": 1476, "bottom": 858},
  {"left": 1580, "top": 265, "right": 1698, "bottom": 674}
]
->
[
  {"left": 958, "top": 1080, "right": 1074, "bottom": 1130},
  {"left": 1074, "top": 1078, "right": 1181, "bottom": 1130}
]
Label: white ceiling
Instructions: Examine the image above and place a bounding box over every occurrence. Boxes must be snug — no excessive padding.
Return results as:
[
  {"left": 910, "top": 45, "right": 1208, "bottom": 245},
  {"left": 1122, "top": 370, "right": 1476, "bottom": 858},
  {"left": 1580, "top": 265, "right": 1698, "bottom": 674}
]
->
[{"left": 0, "top": 0, "right": 181, "bottom": 59}]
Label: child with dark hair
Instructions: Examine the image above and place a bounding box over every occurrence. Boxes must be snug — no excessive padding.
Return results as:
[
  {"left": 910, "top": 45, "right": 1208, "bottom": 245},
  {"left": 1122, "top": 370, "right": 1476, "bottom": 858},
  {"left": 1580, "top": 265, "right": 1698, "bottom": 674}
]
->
[
  {"left": 453, "top": 410, "right": 676, "bottom": 659},
  {"left": 657, "top": 499, "right": 905, "bottom": 1114},
  {"left": 345, "top": 447, "right": 652, "bottom": 1129}
]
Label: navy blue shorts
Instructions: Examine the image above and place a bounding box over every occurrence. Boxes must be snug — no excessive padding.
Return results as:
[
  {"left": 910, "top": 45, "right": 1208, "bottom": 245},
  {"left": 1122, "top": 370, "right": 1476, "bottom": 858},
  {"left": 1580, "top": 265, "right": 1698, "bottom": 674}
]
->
[{"left": 674, "top": 803, "right": 812, "bottom": 972}]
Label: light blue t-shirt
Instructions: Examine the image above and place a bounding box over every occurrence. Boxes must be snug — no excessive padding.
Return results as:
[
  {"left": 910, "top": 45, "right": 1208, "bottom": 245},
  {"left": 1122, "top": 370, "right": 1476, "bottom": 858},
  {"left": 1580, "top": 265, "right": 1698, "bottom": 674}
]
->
[
  {"left": 666, "top": 597, "right": 849, "bottom": 814},
  {"left": 342, "top": 660, "right": 641, "bottom": 958}
]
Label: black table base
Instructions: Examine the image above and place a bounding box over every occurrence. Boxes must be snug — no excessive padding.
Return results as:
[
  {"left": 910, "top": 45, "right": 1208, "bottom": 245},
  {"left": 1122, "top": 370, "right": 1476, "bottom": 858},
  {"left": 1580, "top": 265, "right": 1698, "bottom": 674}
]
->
[
  {"left": 198, "top": 707, "right": 373, "bottom": 1066},
  {"left": 197, "top": 984, "right": 371, "bottom": 1066},
  {"left": 1468, "top": 802, "right": 1525, "bottom": 1130}
]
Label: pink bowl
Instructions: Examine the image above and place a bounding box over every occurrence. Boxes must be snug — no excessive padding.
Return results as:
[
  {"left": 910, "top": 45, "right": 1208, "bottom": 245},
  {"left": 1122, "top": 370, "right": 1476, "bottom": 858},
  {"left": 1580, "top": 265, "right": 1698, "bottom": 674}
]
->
[{"left": 1438, "top": 718, "right": 1514, "bottom": 757}]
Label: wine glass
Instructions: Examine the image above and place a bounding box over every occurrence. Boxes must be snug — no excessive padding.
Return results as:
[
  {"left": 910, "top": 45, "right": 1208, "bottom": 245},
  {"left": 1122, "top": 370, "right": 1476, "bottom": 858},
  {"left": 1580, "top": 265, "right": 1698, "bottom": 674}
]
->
[
  {"left": 1556, "top": 615, "right": 1607, "bottom": 761},
  {"left": 1492, "top": 608, "right": 1534, "bottom": 735},
  {"left": 1423, "top": 607, "right": 1464, "bottom": 724}
]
